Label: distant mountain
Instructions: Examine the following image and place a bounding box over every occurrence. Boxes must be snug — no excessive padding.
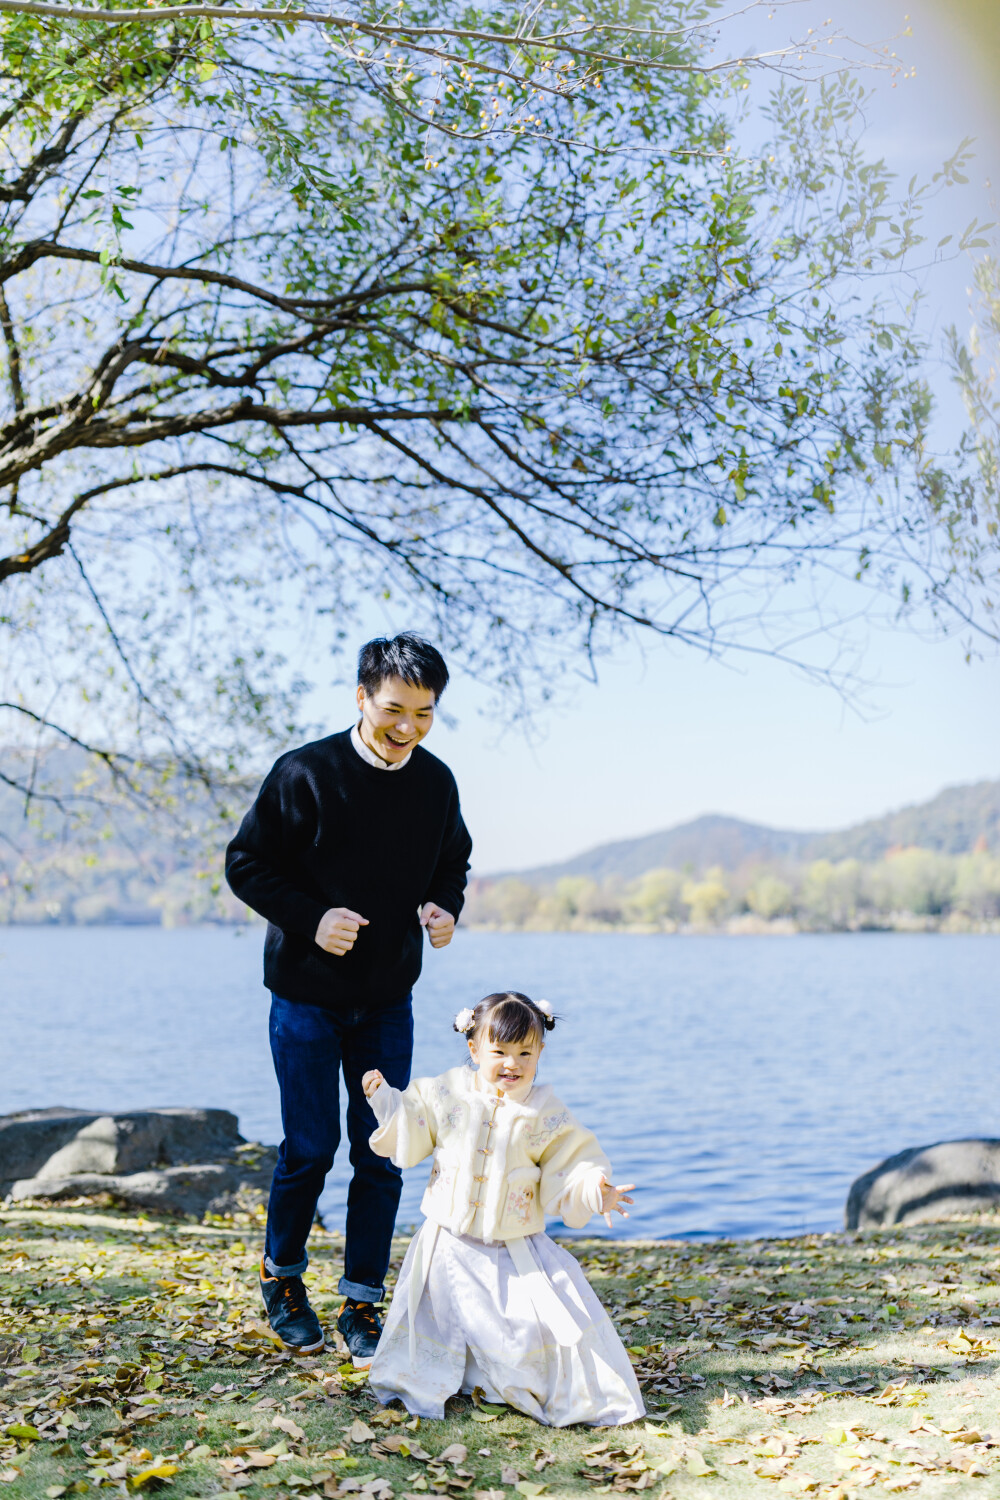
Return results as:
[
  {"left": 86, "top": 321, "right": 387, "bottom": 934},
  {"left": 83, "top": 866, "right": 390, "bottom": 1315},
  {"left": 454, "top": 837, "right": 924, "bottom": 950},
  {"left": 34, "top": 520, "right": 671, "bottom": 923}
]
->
[
  {"left": 809, "top": 779, "right": 1000, "bottom": 862},
  {"left": 508, "top": 779, "right": 1000, "bottom": 884},
  {"left": 508, "top": 815, "right": 818, "bottom": 884}
]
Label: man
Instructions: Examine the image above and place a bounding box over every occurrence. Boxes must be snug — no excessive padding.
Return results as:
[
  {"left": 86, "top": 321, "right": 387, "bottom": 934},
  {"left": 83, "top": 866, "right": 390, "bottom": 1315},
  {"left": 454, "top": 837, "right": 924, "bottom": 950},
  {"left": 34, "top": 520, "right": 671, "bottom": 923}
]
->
[{"left": 225, "top": 634, "right": 471, "bottom": 1364}]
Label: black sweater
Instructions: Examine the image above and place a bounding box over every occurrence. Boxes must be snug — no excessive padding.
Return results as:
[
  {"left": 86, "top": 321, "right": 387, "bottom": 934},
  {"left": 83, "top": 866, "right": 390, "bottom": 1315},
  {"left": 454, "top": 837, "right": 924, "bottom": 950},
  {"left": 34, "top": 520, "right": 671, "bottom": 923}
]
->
[{"left": 225, "top": 729, "right": 472, "bottom": 1010}]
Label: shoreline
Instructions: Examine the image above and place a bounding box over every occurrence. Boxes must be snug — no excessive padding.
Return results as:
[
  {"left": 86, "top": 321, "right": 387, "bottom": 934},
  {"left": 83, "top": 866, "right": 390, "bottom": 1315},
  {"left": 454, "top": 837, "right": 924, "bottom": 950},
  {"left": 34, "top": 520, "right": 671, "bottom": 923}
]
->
[{"left": 1, "top": 916, "right": 1000, "bottom": 933}]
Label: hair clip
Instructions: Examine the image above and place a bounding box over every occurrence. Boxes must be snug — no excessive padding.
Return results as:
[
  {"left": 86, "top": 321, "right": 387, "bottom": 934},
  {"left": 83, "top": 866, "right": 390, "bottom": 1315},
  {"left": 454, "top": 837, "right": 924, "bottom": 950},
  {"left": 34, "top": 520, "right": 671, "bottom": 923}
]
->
[
  {"left": 536, "top": 999, "right": 554, "bottom": 1019},
  {"left": 454, "top": 1007, "right": 476, "bottom": 1034}
]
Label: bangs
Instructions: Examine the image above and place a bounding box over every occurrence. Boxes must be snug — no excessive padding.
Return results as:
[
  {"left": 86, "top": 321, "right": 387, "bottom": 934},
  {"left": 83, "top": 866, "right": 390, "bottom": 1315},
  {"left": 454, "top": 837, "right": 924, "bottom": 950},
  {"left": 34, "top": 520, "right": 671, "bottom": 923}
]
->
[{"left": 486, "top": 996, "right": 543, "bottom": 1046}]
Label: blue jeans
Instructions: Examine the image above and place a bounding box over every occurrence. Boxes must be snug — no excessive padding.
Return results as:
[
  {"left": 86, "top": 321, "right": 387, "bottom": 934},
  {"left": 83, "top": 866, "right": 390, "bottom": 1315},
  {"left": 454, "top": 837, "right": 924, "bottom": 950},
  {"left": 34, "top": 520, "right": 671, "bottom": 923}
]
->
[{"left": 263, "top": 992, "right": 413, "bottom": 1301}]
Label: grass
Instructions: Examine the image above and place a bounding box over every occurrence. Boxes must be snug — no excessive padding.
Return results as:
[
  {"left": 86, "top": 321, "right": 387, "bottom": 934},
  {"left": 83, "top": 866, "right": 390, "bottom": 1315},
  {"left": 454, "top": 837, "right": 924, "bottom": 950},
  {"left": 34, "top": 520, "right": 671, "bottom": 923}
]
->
[{"left": 2, "top": 1207, "right": 1000, "bottom": 1499}]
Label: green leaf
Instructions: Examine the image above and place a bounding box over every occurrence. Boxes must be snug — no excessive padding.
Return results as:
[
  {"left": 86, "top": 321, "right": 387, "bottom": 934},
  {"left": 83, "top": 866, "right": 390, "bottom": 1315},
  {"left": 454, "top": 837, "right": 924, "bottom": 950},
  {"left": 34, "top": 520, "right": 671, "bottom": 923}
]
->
[
  {"left": 6, "top": 1425, "right": 39, "bottom": 1441},
  {"left": 686, "top": 1451, "right": 715, "bottom": 1477}
]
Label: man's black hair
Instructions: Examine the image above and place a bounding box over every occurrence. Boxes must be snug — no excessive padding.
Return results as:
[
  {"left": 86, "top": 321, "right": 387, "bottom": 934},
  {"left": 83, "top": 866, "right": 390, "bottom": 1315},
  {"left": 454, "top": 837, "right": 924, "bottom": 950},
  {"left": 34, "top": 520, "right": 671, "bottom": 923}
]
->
[{"left": 357, "top": 633, "right": 449, "bottom": 701}]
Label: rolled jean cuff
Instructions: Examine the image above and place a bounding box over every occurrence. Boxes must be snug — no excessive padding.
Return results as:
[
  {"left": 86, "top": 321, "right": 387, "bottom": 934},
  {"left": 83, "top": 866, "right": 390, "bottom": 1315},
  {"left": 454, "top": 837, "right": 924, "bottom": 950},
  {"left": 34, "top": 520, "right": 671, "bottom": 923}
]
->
[
  {"left": 264, "top": 1252, "right": 309, "bottom": 1278},
  {"left": 339, "top": 1275, "right": 384, "bottom": 1303}
]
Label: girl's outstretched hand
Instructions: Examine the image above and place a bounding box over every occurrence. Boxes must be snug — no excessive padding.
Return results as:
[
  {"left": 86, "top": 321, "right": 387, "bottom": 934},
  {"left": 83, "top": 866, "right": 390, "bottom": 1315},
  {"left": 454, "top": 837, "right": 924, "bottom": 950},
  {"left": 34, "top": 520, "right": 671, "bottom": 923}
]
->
[
  {"left": 362, "top": 1069, "right": 385, "bottom": 1099},
  {"left": 598, "top": 1175, "right": 636, "bottom": 1227}
]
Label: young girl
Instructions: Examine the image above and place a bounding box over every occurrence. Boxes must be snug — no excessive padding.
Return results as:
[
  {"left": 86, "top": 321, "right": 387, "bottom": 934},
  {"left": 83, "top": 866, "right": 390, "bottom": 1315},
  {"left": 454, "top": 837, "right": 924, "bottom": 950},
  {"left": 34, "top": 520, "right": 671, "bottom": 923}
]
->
[{"left": 361, "top": 990, "right": 645, "bottom": 1427}]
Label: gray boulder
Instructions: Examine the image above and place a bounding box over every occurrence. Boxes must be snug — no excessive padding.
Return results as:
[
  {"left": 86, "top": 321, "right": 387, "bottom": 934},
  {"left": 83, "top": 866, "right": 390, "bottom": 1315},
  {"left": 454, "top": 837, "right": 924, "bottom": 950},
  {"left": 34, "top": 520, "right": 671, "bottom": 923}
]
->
[
  {"left": 846, "top": 1138, "right": 1000, "bottom": 1229},
  {"left": 0, "top": 1107, "right": 275, "bottom": 1218}
]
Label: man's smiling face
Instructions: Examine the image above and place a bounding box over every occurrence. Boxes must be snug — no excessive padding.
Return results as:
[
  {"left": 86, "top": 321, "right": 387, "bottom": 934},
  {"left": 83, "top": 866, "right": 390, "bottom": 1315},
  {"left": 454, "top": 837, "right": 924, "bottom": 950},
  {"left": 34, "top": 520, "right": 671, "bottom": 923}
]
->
[{"left": 356, "top": 674, "right": 436, "bottom": 764}]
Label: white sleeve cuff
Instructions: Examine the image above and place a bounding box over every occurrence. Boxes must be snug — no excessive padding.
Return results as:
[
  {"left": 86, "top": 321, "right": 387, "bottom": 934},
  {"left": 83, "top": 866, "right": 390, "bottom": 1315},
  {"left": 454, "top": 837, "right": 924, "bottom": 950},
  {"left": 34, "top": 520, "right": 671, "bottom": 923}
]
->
[
  {"left": 368, "top": 1080, "right": 401, "bottom": 1126},
  {"left": 582, "top": 1166, "right": 606, "bottom": 1216}
]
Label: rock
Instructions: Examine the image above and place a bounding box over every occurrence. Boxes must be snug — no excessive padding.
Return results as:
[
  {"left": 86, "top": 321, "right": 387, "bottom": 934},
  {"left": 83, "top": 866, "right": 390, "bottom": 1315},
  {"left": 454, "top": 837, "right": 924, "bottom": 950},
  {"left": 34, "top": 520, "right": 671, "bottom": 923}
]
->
[
  {"left": 0, "top": 1107, "right": 276, "bottom": 1218},
  {"left": 7, "top": 1153, "right": 278, "bottom": 1217},
  {"left": 846, "top": 1138, "right": 1000, "bottom": 1229},
  {"left": 0, "top": 1106, "right": 242, "bottom": 1181}
]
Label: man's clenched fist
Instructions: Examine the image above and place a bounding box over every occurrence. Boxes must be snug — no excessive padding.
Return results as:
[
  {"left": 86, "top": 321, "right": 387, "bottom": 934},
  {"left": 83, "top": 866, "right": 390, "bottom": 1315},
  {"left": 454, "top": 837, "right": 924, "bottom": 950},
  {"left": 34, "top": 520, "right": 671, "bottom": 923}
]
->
[
  {"left": 420, "top": 903, "right": 455, "bottom": 948},
  {"left": 315, "top": 906, "right": 369, "bottom": 956}
]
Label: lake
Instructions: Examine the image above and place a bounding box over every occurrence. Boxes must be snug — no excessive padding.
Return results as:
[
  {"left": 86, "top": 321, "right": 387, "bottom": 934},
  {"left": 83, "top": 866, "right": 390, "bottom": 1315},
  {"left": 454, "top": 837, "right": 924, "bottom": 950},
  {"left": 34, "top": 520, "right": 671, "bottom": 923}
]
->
[{"left": 1, "top": 927, "right": 997, "bottom": 1240}]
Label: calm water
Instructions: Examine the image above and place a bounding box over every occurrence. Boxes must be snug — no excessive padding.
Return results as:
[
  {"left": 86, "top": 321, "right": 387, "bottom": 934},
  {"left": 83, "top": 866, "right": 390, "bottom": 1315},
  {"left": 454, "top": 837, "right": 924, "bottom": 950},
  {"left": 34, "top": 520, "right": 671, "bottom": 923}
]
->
[{"left": 1, "top": 928, "right": 997, "bottom": 1240}]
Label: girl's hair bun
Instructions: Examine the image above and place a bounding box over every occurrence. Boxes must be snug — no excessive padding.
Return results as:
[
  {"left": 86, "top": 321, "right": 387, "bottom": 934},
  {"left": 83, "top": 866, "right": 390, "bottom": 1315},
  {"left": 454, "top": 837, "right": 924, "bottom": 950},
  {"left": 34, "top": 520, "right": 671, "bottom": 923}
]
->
[{"left": 456, "top": 990, "right": 558, "bottom": 1043}]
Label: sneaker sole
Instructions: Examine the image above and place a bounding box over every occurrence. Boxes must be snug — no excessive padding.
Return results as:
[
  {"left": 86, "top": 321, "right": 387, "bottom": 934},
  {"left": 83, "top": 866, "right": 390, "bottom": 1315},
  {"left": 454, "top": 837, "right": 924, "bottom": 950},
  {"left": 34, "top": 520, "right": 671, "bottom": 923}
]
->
[
  {"left": 352, "top": 1353, "right": 374, "bottom": 1369},
  {"left": 279, "top": 1333, "right": 325, "bottom": 1354}
]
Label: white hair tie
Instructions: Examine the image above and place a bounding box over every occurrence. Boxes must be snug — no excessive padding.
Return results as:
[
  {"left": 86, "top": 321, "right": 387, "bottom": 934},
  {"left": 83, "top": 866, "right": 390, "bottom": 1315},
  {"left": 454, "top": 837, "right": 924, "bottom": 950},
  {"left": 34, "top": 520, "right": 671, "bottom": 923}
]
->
[
  {"left": 454, "top": 1007, "right": 476, "bottom": 1034},
  {"left": 536, "top": 999, "right": 554, "bottom": 1019}
]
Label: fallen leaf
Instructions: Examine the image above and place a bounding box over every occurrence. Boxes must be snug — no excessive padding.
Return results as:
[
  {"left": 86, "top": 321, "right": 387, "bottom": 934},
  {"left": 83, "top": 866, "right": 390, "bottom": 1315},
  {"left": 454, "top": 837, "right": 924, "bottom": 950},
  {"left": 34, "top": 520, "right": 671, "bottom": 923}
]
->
[
  {"left": 439, "top": 1444, "right": 468, "bottom": 1465},
  {"left": 273, "top": 1415, "right": 306, "bottom": 1441},
  {"left": 471, "top": 1390, "right": 506, "bottom": 1417},
  {"left": 347, "top": 1419, "right": 377, "bottom": 1444},
  {"left": 686, "top": 1452, "right": 714, "bottom": 1477},
  {"left": 129, "top": 1463, "right": 179, "bottom": 1489}
]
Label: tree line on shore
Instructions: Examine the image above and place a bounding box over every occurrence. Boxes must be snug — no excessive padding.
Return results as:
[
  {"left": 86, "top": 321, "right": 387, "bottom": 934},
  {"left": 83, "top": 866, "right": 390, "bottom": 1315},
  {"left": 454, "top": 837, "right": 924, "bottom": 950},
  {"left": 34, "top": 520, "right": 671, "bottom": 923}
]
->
[
  {"left": 462, "top": 845, "right": 1000, "bottom": 934},
  {"left": 2, "top": 838, "right": 998, "bottom": 932}
]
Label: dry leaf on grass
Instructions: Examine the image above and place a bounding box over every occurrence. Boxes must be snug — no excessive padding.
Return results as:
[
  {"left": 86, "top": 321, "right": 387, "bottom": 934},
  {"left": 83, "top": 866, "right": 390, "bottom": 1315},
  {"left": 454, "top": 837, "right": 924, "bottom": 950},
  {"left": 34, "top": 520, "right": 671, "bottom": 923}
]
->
[
  {"left": 439, "top": 1443, "right": 469, "bottom": 1465},
  {"left": 272, "top": 1415, "right": 306, "bottom": 1441}
]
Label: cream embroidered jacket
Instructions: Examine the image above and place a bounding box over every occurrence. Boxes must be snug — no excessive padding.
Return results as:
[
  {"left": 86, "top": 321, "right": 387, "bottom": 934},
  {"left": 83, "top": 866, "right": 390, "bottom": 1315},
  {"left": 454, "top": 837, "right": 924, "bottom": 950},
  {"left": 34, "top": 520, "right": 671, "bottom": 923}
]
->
[{"left": 368, "top": 1066, "right": 611, "bottom": 1242}]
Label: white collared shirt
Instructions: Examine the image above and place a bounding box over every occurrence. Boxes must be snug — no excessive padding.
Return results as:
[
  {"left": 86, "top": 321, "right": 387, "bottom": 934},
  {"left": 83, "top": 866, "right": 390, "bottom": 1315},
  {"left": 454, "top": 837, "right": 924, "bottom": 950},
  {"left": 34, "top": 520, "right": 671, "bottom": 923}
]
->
[{"left": 350, "top": 721, "right": 412, "bottom": 772}]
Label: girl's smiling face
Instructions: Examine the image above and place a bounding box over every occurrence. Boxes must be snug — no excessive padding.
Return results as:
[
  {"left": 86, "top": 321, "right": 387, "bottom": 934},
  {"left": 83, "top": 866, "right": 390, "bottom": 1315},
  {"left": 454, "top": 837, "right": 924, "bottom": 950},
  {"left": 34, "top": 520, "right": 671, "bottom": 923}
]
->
[{"left": 468, "top": 1026, "right": 543, "bottom": 1093}]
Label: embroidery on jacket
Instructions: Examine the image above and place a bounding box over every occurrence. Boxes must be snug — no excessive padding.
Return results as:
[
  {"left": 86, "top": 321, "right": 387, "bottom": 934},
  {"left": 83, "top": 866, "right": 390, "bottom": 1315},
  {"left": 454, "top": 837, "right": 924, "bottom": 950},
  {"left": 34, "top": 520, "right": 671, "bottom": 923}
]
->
[
  {"left": 506, "top": 1186, "right": 537, "bottom": 1223},
  {"left": 526, "top": 1110, "right": 571, "bottom": 1147}
]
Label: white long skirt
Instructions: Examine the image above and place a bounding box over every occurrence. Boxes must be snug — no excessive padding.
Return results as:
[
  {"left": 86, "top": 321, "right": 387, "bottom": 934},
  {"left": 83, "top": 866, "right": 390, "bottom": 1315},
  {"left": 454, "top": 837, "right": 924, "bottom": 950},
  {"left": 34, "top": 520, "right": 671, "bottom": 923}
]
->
[{"left": 368, "top": 1223, "right": 645, "bottom": 1427}]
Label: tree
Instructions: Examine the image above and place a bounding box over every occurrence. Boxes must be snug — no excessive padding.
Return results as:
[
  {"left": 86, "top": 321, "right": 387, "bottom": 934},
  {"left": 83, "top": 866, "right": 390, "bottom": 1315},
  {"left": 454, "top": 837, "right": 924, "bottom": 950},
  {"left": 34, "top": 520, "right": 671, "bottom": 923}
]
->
[
  {"left": 799, "top": 857, "right": 863, "bottom": 931},
  {"left": 623, "top": 867, "right": 683, "bottom": 928},
  {"left": 0, "top": 0, "right": 994, "bottom": 830},
  {"left": 681, "top": 866, "right": 728, "bottom": 926},
  {"left": 942, "top": 254, "right": 1000, "bottom": 648},
  {"left": 745, "top": 871, "right": 792, "bottom": 921}
]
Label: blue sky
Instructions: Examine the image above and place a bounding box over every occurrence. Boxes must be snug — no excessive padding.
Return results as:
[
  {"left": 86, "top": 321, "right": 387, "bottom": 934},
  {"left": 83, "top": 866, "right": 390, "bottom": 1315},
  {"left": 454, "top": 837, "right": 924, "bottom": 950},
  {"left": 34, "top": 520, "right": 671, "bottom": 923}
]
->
[{"left": 307, "top": 0, "right": 1000, "bottom": 874}]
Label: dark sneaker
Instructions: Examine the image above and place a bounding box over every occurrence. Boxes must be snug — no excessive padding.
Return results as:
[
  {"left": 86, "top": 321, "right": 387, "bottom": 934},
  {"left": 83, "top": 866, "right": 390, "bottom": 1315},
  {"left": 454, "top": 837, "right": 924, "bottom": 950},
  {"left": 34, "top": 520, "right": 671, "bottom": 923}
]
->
[
  {"left": 337, "top": 1298, "right": 383, "bottom": 1368},
  {"left": 259, "top": 1259, "right": 325, "bottom": 1353}
]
